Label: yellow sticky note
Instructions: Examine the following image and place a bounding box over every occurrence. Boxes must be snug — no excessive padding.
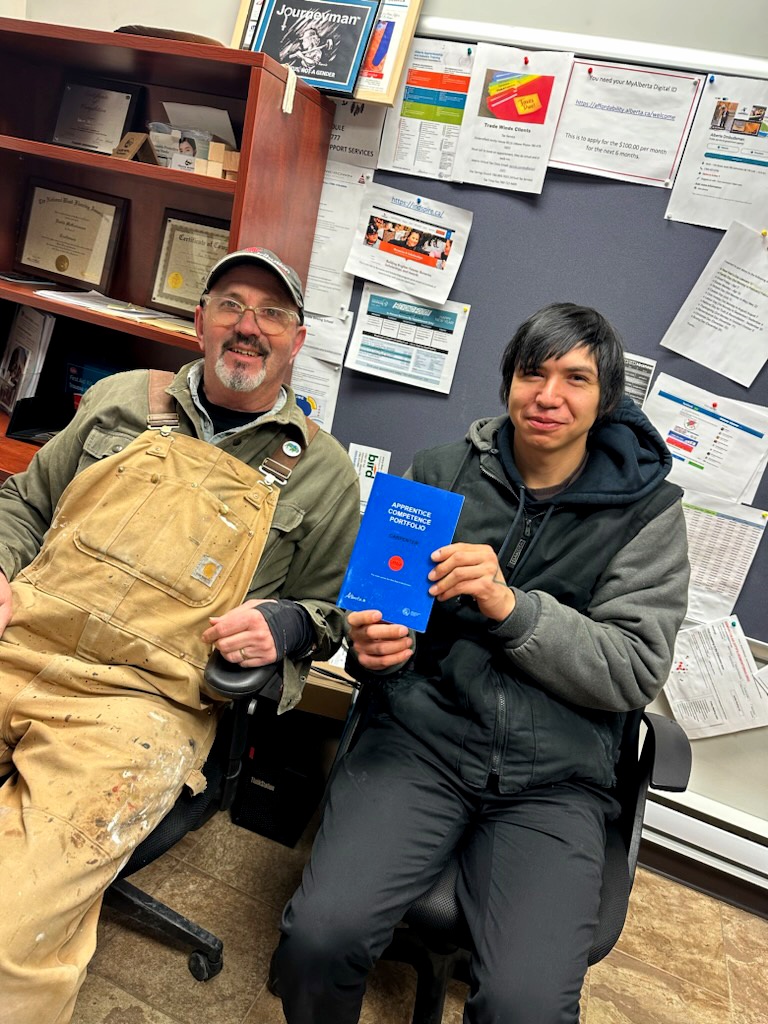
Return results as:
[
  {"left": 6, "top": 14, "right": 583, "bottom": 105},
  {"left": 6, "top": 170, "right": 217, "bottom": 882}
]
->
[{"left": 514, "top": 93, "right": 542, "bottom": 115}]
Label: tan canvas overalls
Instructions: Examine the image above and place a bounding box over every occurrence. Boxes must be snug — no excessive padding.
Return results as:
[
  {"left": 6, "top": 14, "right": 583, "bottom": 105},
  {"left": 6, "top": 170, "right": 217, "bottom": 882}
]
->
[{"left": 0, "top": 376, "right": 312, "bottom": 1023}]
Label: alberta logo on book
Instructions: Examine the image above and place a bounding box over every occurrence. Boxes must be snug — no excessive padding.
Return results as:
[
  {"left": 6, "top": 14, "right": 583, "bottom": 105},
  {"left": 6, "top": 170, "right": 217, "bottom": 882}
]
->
[
  {"left": 400, "top": 607, "right": 422, "bottom": 620},
  {"left": 343, "top": 589, "right": 422, "bottom": 622}
]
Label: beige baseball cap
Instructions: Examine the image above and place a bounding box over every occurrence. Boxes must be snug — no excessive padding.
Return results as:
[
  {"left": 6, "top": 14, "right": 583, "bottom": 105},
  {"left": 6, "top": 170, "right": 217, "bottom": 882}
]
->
[{"left": 203, "top": 246, "right": 305, "bottom": 323}]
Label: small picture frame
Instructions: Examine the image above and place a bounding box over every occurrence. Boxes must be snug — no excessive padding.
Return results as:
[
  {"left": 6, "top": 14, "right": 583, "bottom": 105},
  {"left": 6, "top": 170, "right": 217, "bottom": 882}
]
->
[
  {"left": 15, "top": 179, "right": 127, "bottom": 293},
  {"left": 251, "top": 0, "right": 380, "bottom": 94},
  {"left": 150, "top": 210, "right": 231, "bottom": 318},
  {"left": 231, "top": 0, "right": 266, "bottom": 49},
  {"left": 52, "top": 78, "right": 141, "bottom": 155}
]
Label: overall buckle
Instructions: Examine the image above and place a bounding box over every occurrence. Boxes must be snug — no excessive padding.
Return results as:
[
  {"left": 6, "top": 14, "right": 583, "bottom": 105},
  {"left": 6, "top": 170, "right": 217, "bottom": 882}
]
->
[{"left": 258, "top": 456, "right": 292, "bottom": 487}]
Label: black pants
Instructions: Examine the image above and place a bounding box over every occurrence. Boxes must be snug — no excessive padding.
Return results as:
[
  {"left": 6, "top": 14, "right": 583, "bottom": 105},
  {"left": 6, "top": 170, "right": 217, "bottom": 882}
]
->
[{"left": 274, "top": 716, "right": 617, "bottom": 1024}]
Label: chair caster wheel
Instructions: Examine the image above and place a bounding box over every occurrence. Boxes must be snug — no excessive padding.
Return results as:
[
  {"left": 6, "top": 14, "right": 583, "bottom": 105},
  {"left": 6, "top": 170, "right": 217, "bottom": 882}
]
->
[{"left": 188, "top": 949, "right": 223, "bottom": 981}]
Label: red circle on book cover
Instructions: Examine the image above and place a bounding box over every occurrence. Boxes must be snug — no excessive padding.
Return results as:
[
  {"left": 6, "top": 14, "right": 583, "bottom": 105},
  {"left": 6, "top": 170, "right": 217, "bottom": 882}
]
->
[{"left": 388, "top": 555, "right": 404, "bottom": 571}]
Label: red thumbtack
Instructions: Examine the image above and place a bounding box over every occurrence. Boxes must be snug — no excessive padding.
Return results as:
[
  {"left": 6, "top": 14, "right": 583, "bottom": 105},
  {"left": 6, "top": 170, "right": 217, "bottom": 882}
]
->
[
  {"left": 588, "top": 67, "right": 593, "bottom": 74},
  {"left": 524, "top": 55, "right": 529, "bottom": 65}
]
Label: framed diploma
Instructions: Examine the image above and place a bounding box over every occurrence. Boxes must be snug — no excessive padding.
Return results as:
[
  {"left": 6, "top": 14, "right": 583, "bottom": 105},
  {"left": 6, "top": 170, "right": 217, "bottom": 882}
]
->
[
  {"left": 52, "top": 78, "right": 141, "bottom": 155},
  {"left": 150, "top": 211, "right": 231, "bottom": 317},
  {"left": 15, "top": 180, "right": 126, "bottom": 292}
]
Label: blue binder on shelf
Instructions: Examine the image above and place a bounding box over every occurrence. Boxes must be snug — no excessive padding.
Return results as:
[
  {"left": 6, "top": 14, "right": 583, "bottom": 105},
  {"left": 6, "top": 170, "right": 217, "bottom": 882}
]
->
[{"left": 339, "top": 472, "right": 464, "bottom": 632}]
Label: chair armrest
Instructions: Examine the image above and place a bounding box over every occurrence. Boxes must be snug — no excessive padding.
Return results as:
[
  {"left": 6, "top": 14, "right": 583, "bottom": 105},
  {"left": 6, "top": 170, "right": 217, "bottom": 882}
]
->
[
  {"left": 204, "top": 650, "right": 282, "bottom": 699},
  {"left": 642, "top": 712, "right": 692, "bottom": 793}
]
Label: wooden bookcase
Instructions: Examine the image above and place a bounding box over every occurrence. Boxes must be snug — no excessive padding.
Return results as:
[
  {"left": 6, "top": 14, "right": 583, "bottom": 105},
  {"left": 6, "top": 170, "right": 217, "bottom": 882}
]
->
[{"left": 0, "top": 17, "right": 334, "bottom": 476}]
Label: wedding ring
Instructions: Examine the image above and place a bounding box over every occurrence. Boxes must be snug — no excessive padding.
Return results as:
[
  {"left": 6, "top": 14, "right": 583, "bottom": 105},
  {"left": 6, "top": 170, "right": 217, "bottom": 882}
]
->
[{"left": 239, "top": 647, "right": 247, "bottom": 659}]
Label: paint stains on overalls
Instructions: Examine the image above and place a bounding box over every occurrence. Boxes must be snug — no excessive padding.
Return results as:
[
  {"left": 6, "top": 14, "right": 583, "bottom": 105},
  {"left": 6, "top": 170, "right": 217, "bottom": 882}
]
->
[{"left": 0, "top": 428, "right": 281, "bottom": 1023}]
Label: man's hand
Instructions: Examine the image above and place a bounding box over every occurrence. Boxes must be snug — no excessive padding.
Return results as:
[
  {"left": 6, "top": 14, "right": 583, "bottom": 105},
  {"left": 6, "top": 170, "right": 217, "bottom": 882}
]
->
[
  {"left": 347, "top": 609, "right": 414, "bottom": 672},
  {"left": 428, "top": 543, "right": 516, "bottom": 622},
  {"left": 0, "top": 572, "right": 12, "bottom": 637},
  {"left": 201, "top": 599, "right": 278, "bottom": 666}
]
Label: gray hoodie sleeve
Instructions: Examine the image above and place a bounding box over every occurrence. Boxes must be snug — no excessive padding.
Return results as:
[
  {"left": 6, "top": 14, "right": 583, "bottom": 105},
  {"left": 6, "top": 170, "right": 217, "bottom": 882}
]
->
[{"left": 490, "top": 500, "right": 690, "bottom": 711}]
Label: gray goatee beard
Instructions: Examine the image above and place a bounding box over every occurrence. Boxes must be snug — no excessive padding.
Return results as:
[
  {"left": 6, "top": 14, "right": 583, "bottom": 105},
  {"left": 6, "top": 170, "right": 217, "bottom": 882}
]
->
[{"left": 214, "top": 344, "right": 268, "bottom": 392}]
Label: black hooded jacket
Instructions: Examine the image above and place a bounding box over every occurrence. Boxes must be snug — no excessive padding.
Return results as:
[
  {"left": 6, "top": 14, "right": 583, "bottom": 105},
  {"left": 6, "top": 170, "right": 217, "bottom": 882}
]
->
[{"left": 367, "top": 398, "right": 689, "bottom": 793}]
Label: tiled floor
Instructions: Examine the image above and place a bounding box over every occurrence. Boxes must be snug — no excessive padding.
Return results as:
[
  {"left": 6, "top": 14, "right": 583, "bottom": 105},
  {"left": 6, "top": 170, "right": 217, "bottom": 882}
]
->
[{"left": 73, "top": 810, "right": 768, "bottom": 1024}]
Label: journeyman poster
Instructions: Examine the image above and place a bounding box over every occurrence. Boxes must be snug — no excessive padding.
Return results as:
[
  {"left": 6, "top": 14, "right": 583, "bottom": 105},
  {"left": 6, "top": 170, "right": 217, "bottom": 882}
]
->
[{"left": 252, "top": 0, "right": 379, "bottom": 93}]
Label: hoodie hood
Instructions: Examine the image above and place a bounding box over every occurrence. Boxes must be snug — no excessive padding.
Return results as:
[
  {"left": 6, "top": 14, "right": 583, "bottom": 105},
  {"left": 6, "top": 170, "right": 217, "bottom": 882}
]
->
[{"left": 469, "top": 396, "right": 673, "bottom": 507}]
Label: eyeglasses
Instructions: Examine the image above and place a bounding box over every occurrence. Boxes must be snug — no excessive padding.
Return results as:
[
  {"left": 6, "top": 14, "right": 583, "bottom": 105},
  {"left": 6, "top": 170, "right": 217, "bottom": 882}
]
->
[{"left": 201, "top": 296, "right": 300, "bottom": 335}]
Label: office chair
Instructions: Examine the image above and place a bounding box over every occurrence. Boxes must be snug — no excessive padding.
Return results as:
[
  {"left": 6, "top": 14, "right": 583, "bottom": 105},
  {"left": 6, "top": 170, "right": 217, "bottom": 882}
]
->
[
  {"left": 318, "top": 685, "right": 693, "bottom": 1024},
  {"left": 103, "top": 655, "right": 279, "bottom": 981}
]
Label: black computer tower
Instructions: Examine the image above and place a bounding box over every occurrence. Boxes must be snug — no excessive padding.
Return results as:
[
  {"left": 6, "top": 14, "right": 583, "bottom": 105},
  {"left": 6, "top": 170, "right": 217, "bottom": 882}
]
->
[{"left": 230, "top": 698, "right": 339, "bottom": 847}]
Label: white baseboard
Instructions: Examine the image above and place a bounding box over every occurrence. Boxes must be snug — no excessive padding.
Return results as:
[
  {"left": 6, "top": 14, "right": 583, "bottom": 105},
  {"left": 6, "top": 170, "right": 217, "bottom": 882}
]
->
[{"left": 643, "top": 797, "right": 768, "bottom": 891}]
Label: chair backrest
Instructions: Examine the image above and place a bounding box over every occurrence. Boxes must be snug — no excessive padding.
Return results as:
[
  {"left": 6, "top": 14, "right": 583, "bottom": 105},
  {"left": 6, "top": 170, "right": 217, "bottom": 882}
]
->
[{"left": 607, "top": 709, "right": 650, "bottom": 891}]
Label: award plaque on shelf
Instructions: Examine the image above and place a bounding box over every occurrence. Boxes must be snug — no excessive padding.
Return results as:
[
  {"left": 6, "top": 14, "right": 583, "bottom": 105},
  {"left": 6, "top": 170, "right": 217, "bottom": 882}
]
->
[
  {"left": 150, "top": 211, "right": 230, "bottom": 317},
  {"left": 15, "top": 180, "right": 127, "bottom": 292},
  {"left": 52, "top": 78, "right": 141, "bottom": 155}
]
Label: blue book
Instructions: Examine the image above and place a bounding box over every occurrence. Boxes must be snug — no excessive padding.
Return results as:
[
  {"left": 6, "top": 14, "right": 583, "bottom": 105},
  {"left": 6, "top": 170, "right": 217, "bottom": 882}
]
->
[{"left": 339, "top": 473, "right": 464, "bottom": 632}]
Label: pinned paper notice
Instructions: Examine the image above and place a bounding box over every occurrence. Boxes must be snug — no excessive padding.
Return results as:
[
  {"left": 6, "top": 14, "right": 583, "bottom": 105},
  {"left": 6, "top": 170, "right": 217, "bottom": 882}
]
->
[
  {"left": 664, "top": 616, "right": 768, "bottom": 739},
  {"left": 348, "top": 443, "right": 391, "bottom": 513}
]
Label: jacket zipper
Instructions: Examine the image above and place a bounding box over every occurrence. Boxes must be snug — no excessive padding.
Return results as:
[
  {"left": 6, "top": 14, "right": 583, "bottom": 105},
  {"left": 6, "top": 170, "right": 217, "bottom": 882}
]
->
[
  {"left": 478, "top": 453, "right": 515, "bottom": 777},
  {"left": 506, "top": 509, "right": 551, "bottom": 573},
  {"left": 480, "top": 454, "right": 547, "bottom": 778},
  {"left": 506, "top": 514, "right": 535, "bottom": 571},
  {"left": 490, "top": 679, "right": 506, "bottom": 775}
]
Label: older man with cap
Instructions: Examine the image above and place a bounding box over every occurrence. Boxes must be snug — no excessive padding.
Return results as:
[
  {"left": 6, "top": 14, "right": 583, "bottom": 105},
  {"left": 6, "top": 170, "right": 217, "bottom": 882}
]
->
[{"left": 0, "top": 247, "right": 360, "bottom": 1022}]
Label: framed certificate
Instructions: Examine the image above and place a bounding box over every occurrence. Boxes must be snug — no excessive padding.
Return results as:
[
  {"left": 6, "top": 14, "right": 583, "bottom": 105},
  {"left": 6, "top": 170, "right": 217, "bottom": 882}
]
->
[
  {"left": 150, "top": 211, "right": 231, "bottom": 317},
  {"left": 15, "top": 180, "right": 126, "bottom": 292},
  {"left": 52, "top": 78, "right": 141, "bottom": 155}
]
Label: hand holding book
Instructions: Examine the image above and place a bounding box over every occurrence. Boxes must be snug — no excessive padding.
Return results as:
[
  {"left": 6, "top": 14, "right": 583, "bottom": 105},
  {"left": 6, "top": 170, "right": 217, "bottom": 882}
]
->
[
  {"left": 338, "top": 473, "right": 464, "bottom": 632},
  {"left": 347, "top": 540, "right": 516, "bottom": 673},
  {"left": 427, "top": 543, "right": 517, "bottom": 622},
  {"left": 347, "top": 608, "right": 414, "bottom": 672}
]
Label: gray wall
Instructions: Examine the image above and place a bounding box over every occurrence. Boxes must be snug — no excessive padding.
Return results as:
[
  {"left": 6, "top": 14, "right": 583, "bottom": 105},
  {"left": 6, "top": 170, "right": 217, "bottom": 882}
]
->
[
  {"left": 330, "top": 170, "right": 767, "bottom": 642},
  {"left": 19, "top": 0, "right": 768, "bottom": 59}
]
